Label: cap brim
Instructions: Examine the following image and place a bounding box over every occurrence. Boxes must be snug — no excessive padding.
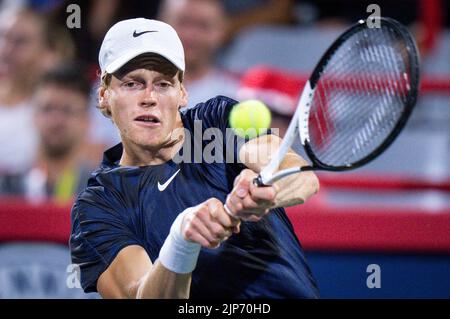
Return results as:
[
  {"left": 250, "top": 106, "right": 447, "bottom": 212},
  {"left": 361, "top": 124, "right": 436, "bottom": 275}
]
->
[{"left": 104, "top": 47, "right": 184, "bottom": 74}]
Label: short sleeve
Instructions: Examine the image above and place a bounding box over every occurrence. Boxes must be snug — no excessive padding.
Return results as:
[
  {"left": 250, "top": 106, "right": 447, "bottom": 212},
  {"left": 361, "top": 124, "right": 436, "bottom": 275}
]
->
[
  {"left": 69, "top": 187, "right": 143, "bottom": 293},
  {"left": 184, "top": 95, "right": 235, "bottom": 129}
]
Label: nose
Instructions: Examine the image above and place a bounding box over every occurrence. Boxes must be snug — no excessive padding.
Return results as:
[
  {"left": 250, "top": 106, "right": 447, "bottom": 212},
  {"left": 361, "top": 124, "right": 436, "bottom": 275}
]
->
[{"left": 139, "top": 87, "right": 157, "bottom": 108}]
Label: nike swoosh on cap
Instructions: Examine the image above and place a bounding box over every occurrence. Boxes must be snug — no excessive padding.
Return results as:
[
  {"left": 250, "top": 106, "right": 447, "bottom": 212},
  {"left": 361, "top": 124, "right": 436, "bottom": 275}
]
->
[
  {"left": 157, "top": 169, "right": 181, "bottom": 192},
  {"left": 133, "top": 30, "right": 158, "bottom": 37}
]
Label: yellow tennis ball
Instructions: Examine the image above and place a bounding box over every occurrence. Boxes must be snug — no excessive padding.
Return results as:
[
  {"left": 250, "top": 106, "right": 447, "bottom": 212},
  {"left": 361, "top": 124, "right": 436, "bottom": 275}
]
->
[{"left": 229, "top": 100, "right": 271, "bottom": 139}]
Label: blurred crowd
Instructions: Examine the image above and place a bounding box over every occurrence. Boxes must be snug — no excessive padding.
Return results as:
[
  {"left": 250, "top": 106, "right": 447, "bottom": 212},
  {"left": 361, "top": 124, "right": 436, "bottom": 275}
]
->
[{"left": 0, "top": 0, "right": 448, "bottom": 205}]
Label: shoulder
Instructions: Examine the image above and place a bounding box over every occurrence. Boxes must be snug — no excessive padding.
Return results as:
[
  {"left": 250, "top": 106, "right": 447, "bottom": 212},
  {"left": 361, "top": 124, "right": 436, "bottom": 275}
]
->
[
  {"left": 182, "top": 95, "right": 238, "bottom": 118},
  {"left": 71, "top": 168, "right": 128, "bottom": 224},
  {"left": 181, "top": 95, "right": 239, "bottom": 130},
  {"left": 71, "top": 185, "right": 111, "bottom": 225}
]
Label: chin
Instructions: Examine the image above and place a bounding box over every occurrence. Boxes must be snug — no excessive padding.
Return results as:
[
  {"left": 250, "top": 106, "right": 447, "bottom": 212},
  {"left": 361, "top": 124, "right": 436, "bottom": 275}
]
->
[
  {"left": 127, "top": 127, "right": 177, "bottom": 150},
  {"left": 133, "top": 136, "right": 166, "bottom": 149}
]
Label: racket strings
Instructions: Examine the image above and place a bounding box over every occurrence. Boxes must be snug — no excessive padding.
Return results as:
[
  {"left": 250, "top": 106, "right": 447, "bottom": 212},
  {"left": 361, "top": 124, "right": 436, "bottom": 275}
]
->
[
  {"left": 315, "top": 43, "right": 381, "bottom": 154},
  {"left": 308, "top": 24, "right": 414, "bottom": 167}
]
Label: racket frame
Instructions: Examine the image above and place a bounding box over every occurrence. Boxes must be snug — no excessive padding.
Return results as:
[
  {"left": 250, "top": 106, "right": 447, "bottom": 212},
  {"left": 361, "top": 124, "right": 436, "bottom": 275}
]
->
[{"left": 256, "top": 17, "right": 420, "bottom": 186}]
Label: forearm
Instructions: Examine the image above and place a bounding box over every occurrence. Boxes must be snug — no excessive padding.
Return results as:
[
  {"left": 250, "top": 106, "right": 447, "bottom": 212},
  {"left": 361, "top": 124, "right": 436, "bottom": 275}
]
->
[
  {"left": 136, "top": 208, "right": 201, "bottom": 298},
  {"left": 102, "top": 203, "right": 227, "bottom": 299},
  {"left": 272, "top": 152, "right": 319, "bottom": 208},
  {"left": 240, "top": 135, "right": 320, "bottom": 208},
  {"left": 136, "top": 261, "right": 191, "bottom": 299}
]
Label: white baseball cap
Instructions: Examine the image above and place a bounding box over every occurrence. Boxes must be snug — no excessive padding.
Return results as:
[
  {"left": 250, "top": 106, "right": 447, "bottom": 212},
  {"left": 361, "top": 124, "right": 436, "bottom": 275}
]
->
[{"left": 99, "top": 18, "right": 185, "bottom": 75}]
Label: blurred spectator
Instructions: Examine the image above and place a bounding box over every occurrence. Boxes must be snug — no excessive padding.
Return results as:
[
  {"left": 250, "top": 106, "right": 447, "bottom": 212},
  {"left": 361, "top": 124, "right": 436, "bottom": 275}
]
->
[
  {"left": 238, "top": 66, "right": 302, "bottom": 137},
  {"left": 221, "top": 0, "right": 296, "bottom": 43},
  {"left": 159, "top": 0, "right": 239, "bottom": 108},
  {"left": 0, "top": 0, "right": 62, "bottom": 12},
  {"left": 0, "top": 62, "right": 94, "bottom": 204},
  {"left": 0, "top": 7, "right": 74, "bottom": 174},
  {"left": 0, "top": 0, "right": 25, "bottom": 12},
  {"left": 49, "top": 0, "right": 163, "bottom": 159},
  {"left": 51, "top": 0, "right": 162, "bottom": 74}
]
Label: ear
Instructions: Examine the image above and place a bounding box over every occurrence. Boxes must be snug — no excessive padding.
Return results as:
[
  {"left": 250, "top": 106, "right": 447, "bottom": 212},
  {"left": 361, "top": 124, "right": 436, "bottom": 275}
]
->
[
  {"left": 99, "top": 86, "right": 111, "bottom": 114},
  {"left": 179, "top": 84, "right": 188, "bottom": 109}
]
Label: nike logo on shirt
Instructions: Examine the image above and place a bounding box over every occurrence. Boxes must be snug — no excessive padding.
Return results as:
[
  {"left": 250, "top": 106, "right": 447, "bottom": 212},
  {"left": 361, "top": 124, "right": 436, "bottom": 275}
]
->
[
  {"left": 133, "top": 30, "right": 157, "bottom": 37},
  {"left": 158, "top": 169, "right": 180, "bottom": 192}
]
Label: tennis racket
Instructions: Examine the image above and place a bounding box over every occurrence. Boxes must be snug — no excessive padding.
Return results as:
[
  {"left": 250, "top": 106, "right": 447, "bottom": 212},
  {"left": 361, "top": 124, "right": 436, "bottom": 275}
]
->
[{"left": 253, "top": 17, "right": 421, "bottom": 186}]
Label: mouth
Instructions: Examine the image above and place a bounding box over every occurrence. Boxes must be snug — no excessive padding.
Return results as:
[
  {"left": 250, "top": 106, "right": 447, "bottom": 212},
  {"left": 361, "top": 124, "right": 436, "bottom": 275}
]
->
[{"left": 134, "top": 114, "right": 161, "bottom": 127}]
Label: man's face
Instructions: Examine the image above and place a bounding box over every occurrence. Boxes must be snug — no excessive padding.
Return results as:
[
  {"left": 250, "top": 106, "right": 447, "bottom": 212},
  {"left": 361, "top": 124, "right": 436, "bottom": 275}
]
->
[
  {"left": 34, "top": 85, "right": 89, "bottom": 157},
  {"left": 0, "top": 12, "right": 47, "bottom": 79},
  {"left": 102, "top": 68, "right": 187, "bottom": 151},
  {"left": 163, "top": 0, "right": 225, "bottom": 67}
]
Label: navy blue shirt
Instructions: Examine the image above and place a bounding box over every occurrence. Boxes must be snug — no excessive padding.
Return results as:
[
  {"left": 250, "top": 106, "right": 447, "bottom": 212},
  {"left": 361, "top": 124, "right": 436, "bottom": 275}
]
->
[{"left": 70, "top": 96, "right": 319, "bottom": 298}]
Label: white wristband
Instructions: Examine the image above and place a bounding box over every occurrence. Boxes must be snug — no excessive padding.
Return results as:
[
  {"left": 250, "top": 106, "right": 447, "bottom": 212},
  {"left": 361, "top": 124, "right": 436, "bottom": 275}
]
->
[{"left": 158, "top": 208, "right": 201, "bottom": 274}]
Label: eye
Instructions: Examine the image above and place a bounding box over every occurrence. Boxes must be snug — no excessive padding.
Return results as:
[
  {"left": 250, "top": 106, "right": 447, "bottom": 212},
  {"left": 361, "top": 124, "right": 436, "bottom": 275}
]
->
[
  {"left": 121, "top": 81, "right": 143, "bottom": 90},
  {"left": 156, "top": 81, "right": 171, "bottom": 89}
]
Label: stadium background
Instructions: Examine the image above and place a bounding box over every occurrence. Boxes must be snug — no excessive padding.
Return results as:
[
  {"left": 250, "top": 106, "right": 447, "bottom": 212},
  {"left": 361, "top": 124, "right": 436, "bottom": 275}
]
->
[{"left": 0, "top": 0, "right": 449, "bottom": 298}]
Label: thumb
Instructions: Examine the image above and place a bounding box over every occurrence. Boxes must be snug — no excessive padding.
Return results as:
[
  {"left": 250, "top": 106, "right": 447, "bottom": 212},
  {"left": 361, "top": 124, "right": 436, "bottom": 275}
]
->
[{"left": 206, "top": 198, "right": 224, "bottom": 220}]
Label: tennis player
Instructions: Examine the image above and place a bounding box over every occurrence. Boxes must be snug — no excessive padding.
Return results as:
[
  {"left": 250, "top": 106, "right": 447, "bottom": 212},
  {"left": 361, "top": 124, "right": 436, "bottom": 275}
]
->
[{"left": 70, "top": 18, "right": 320, "bottom": 298}]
